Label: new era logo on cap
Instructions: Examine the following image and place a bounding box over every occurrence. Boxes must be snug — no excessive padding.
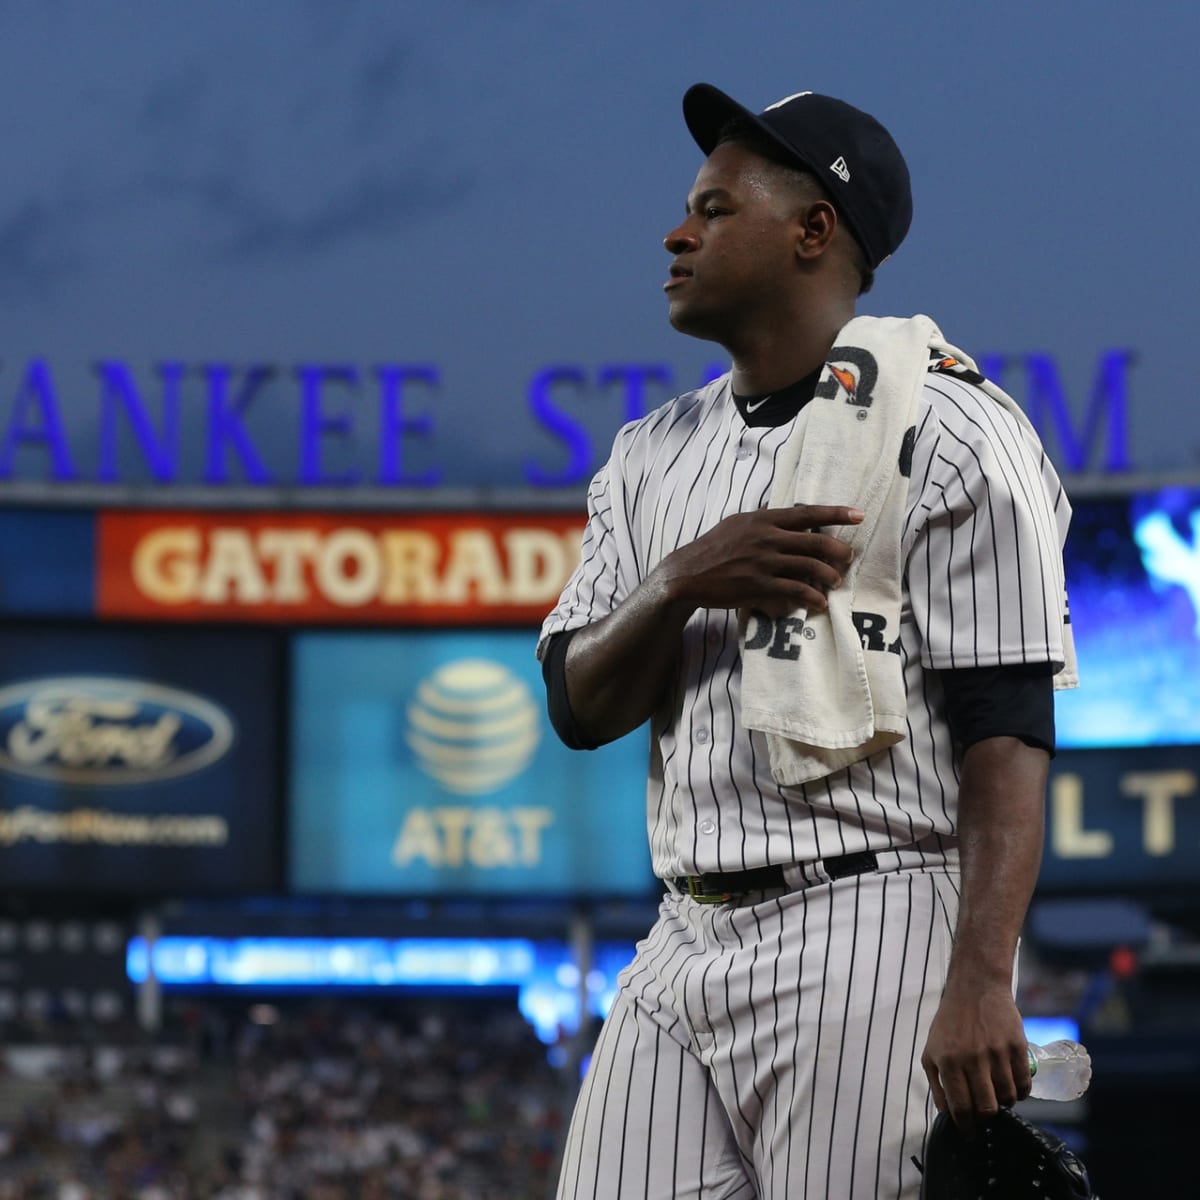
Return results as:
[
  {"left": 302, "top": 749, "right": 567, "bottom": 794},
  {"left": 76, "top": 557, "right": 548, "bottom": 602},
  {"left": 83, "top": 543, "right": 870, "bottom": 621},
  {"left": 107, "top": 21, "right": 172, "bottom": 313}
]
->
[{"left": 829, "top": 156, "right": 850, "bottom": 183}]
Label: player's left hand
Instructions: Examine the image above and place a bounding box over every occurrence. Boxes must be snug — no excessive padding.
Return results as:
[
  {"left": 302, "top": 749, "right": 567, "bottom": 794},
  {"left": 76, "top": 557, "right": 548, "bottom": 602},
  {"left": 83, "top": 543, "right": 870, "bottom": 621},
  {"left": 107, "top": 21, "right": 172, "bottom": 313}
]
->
[{"left": 920, "top": 979, "right": 1032, "bottom": 1135}]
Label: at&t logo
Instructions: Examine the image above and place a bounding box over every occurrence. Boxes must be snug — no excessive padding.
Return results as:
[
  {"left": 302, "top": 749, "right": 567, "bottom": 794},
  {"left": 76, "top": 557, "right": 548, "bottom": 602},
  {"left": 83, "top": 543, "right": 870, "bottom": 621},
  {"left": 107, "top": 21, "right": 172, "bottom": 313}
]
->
[{"left": 405, "top": 659, "right": 540, "bottom": 795}]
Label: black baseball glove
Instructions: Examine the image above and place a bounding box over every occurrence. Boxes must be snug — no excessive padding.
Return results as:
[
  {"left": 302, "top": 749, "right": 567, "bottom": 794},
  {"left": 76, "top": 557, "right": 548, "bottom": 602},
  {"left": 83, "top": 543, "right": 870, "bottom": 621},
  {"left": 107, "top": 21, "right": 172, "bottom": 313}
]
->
[{"left": 917, "top": 1108, "right": 1097, "bottom": 1199}]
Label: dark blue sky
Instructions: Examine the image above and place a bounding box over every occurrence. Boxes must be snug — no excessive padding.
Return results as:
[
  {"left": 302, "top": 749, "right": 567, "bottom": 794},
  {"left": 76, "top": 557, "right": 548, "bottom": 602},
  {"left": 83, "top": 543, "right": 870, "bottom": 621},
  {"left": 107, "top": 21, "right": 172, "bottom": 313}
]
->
[{"left": 0, "top": 0, "right": 1193, "bottom": 491}]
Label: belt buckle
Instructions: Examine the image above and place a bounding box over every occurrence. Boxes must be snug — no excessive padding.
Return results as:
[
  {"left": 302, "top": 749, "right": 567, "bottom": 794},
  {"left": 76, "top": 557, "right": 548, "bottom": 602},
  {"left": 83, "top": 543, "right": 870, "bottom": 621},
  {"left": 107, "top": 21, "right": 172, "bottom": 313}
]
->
[{"left": 686, "top": 876, "right": 733, "bottom": 904}]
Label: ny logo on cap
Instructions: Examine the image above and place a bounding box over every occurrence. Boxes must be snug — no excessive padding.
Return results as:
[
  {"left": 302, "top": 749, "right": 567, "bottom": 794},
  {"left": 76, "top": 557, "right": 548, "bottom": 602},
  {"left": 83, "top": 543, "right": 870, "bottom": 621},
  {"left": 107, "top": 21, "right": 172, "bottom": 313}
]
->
[{"left": 829, "top": 156, "right": 850, "bottom": 183}]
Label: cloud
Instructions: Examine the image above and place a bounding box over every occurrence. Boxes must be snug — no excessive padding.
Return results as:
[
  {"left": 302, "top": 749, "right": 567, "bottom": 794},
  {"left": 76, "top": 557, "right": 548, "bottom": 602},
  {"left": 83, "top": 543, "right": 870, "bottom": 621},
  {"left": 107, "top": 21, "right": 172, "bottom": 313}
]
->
[
  {"left": 126, "top": 29, "right": 471, "bottom": 263},
  {"left": 140, "top": 69, "right": 208, "bottom": 132},
  {"left": 0, "top": 201, "right": 81, "bottom": 299},
  {"left": 142, "top": 159, "right": 471, "bottom": 261},
  {"left": 0, "top": 14, "right": 477, "bottom": 289},
  {"left": 354, "top": 39, "right": 410, "bottom": 137}
]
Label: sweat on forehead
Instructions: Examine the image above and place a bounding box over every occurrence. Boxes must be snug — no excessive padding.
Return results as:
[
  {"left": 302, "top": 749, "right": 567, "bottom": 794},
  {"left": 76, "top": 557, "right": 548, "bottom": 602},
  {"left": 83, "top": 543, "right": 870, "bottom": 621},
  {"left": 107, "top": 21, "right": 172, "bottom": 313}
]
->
[{"left": 692, "top": 141, "right": 823, "bottom": 211}]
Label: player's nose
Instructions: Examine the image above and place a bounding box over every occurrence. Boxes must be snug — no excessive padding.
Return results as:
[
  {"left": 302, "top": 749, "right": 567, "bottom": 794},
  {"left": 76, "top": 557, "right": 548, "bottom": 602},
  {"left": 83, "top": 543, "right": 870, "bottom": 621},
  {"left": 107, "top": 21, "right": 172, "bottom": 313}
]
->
[{"left": 663, "top": 224, "right": 699, "bottom": 255}]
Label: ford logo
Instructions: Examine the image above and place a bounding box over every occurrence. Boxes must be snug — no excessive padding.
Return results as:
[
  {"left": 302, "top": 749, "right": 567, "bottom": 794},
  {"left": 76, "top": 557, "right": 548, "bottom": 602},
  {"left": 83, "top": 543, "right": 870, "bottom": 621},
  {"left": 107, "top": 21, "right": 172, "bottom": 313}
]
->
[{"left": 0, "top": 676, "right": 235, "bottom": 785}]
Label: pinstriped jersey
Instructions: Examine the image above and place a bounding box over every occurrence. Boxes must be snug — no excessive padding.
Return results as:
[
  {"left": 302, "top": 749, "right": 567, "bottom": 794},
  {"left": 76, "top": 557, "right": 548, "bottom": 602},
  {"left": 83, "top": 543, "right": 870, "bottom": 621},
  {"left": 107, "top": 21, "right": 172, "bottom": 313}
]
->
[{"left": 537, "top": 369, "right": 1072, "bottom": 881}]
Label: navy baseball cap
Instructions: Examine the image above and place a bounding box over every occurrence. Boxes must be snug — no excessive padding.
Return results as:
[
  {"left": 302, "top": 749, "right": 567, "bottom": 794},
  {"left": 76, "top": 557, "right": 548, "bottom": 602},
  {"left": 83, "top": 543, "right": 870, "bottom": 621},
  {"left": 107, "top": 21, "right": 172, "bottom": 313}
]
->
[{"left": 682, "top": 83, "right": 912, "bottom": 270}]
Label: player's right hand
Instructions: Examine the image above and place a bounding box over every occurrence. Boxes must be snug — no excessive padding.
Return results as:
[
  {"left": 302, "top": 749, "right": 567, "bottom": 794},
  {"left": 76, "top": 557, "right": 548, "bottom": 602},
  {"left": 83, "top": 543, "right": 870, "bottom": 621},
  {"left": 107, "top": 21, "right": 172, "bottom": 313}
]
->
[{"left": 655, "top": 503, "right": 863, "bottom": 616}]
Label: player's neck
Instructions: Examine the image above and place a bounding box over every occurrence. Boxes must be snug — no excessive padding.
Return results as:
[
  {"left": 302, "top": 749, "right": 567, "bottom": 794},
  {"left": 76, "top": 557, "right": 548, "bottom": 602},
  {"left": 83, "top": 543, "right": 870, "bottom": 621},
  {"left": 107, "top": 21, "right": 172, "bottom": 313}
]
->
[{"left": 728, "top": 301, "right": 854, "bottom": 396}]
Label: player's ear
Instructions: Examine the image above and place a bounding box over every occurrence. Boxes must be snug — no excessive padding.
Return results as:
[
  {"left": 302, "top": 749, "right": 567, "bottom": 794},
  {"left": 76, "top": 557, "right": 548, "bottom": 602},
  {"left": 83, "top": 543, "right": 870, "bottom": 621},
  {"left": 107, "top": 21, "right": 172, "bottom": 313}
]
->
[{"left": 795, "top": 199, "right": 838, "bottom": 263}]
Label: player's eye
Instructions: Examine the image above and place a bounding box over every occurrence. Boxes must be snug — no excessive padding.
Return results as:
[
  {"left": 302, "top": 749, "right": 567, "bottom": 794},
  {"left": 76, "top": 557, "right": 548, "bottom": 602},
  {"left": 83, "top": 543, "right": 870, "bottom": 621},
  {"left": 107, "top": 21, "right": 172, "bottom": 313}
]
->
[{"left": 704, "top": 206, "right": 727, "bottom": 220}]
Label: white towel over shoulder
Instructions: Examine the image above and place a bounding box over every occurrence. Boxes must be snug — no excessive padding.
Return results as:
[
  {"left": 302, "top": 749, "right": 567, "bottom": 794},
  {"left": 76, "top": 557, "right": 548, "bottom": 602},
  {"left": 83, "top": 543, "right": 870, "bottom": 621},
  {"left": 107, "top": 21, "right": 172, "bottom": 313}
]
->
[{"left": 739, "top": 313, "right": 1077, "bottom": 787}]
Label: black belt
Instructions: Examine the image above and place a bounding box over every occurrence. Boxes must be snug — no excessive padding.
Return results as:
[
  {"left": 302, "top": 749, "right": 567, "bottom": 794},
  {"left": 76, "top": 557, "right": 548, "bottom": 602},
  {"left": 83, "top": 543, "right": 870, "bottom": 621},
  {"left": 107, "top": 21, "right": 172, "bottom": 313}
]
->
[{"left": 673, "top": 850, "right": 879, "bottom": 903}]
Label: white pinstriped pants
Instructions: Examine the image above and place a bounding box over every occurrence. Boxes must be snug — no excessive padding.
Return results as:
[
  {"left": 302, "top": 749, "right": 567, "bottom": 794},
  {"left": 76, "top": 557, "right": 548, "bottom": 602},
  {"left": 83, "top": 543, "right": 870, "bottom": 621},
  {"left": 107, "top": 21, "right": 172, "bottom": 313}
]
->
[{"left": 557, "top": 866, "right": 959, "bottom": 1200}]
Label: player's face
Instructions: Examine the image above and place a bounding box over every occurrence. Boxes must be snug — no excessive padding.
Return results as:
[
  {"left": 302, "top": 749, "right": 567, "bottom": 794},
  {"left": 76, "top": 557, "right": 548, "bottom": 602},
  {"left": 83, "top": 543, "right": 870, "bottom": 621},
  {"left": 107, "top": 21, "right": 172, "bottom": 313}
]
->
[{"left": 662, "top": 141, "right": 802, "bottom": 344}]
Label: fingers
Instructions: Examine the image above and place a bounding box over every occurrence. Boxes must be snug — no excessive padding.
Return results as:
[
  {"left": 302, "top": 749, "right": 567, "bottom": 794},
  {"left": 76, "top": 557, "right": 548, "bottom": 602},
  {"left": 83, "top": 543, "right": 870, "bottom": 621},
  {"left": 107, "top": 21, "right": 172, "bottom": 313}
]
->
[
  {"left": 760, "top": 566, "right": 843, "bottom": 613},
  {"left": 758, "top": 509, "right": 859, "bottom": 578},
  {"left": 746, "top": 580, "right": 830, "bottom": 619},
  {"left": 925, "top": 1044, "right": 1028, "bottom": 1135},
  {"left": 677, "top": 506, "right": 860, "bottom": 613},
  {"left": 928, "top": 1060, "right": 991, "bottom": 1137},
  {"left": 1010, "top": 1042, "right": 1033, "bottom": 1102},
  {"left": 922, "top": 1052, "right": 947, "bottom": 1116},
  {"left": 767, "top": 547, "right": 847, "bottom": 592},
  {"left": 769, "top": 503, "right": 865, "bottom": 530}
]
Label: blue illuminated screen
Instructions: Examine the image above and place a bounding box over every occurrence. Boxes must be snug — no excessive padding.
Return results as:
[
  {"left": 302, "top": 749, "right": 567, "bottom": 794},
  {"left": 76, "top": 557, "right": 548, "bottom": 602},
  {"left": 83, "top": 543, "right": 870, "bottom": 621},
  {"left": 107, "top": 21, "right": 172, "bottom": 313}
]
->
[
  {"left": 1056, "top": 487, "right": 1200, "bottom": 748},
  {"left": 1021, "top": 1015, "right": 1080, "bottom": 1046},
  {"left": 128, "top": 935, "right": 636, "bottom": 1044}
]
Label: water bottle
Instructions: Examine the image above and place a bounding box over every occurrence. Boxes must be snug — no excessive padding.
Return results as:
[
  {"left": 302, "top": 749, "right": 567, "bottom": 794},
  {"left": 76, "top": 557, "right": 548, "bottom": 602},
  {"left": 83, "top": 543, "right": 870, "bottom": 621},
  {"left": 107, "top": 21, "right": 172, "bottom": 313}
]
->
[{"left": 1026, "top": 1039, "right": 1092, "bottom": 1100}]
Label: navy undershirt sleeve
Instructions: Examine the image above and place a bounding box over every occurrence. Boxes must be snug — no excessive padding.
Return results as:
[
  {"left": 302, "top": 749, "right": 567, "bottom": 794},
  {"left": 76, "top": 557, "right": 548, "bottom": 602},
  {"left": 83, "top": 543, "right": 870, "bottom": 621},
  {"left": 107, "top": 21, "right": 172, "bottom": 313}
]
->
[
  {"left": 541, "top": 628, "right": 603, "bottom": 750},
  {"left": 937, "top": 660, "right": 1056, "bottom": 755},
  {"left": 547, "top": 632, "right": 1055, "bottom": 755}
]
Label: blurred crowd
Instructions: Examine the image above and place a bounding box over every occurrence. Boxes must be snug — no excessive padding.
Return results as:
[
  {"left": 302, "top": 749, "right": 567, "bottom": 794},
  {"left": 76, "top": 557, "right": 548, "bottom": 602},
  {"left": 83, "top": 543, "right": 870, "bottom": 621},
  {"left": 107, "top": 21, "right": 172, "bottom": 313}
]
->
[
  {"left": 0, "top": 945, "right": 1165, "bottom": 1198},
  {"left": 0, "top": 1001, "right": 565, "bottom": 1200}
]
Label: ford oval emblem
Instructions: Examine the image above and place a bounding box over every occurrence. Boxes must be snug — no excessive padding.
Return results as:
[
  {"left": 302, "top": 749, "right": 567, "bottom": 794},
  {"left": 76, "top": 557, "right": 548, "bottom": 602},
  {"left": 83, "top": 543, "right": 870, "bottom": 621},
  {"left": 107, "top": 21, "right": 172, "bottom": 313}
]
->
[{"left": 0, "top": 676, "right": 235, "bottom": 786}]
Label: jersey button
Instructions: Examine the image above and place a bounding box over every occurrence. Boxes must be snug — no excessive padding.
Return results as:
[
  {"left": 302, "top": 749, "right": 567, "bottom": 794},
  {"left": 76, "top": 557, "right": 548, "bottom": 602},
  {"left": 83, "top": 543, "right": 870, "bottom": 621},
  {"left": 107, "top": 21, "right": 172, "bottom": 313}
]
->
[
  {"left": 695, "top": 728, "right": 710, "bottom": 744},
  {"left": 698, "top": 819, "right": 716, "bottom": 835},
  {"left": 735, "top": 445, "right": 753, "bottom": 460}
]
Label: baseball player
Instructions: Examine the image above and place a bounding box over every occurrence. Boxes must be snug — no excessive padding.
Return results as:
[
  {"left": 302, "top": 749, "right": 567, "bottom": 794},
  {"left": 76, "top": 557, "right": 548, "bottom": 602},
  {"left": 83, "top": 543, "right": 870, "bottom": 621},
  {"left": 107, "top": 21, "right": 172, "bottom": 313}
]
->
[{"left": 538, "top": 83, "right": 1074, "bottom": 1199}]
